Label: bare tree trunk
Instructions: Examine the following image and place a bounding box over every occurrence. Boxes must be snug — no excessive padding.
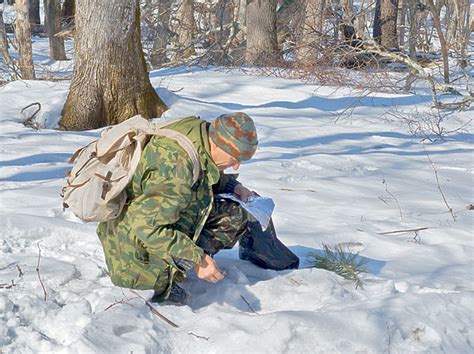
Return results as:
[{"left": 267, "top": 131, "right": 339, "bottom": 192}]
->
[
  {"left": 452, "top": 0, "right": 469, "bottom": 55},
  {"left": 60, "top": 0, "right": 167, "bottom": 130},
  {"left": 61, "top": 0, "right": 75, "bottom": 26},
  {"left": 214, "top": 0, "right": 233, "bottom": 45},
  {"left": 15, "top": 0, "right": 35, "bottom": 79},
  {"left": 296, "top": 0, "right": 326, "bottom": 61},
  {"left": 373, "top": 0, "right": 382, "bottom": 40},
  {"left": 235, "top": 0, "right": 247, "bottom": 43},
  {"left": 173, "top": 0, "right": 195, "bottom": 60},
  {"left": 374, "top": 0, "right": 399, "bottom": 48},
  {"left": 355, "top": 0, "right": 367, "bottom": 39},
  {"left": 425, "top": 0, "right": 449, "bottom": 83},
  {"left": 398, "top": 0, "right": 407, "bottom": 47},
  {"left": 28, "top": 0, "right": 40, "bottom": 31},
  {"left": 144, "top": 0, "right": 172, "bottom": 67},
  {"left": 245, "top": 0, "right": 278, "bottom": 64},
  {"left": 407, "top": 0, "right": 417, "bottom": 59},
  {"left": 45, "top": 0, "right": 66, "bottom": 60},
  {"left": 0, "top": 8, "right": 18, "bottom": 79}
]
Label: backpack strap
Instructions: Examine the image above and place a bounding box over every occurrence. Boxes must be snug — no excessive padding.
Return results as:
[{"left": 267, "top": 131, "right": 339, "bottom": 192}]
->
[{"left": 153, "top": 128, "right": 201, "bottom": 185}]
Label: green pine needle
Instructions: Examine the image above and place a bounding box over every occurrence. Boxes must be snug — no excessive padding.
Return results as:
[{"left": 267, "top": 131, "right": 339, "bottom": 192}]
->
[{"left": 309, "top": 243, "right": 369, "bottom": 289}]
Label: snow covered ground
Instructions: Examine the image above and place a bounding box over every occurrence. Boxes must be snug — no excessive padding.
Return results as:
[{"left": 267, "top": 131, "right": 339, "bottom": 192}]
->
[{"left": 1, "top": 45, "right": 474, "bottom": 353}]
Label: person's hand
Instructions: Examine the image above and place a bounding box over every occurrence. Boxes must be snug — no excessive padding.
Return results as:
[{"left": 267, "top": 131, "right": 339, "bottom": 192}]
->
[
  {"left": 194, "top": 254, "right": 225, "bottom": 283},
  {"left": 234, "top": 184, "right": 256, "bottom": 202}
]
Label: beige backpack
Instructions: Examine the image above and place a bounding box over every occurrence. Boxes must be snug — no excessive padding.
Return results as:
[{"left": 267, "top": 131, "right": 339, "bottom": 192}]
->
[{"left": 61, "top": 115, "right": 200, "bottom": 222}]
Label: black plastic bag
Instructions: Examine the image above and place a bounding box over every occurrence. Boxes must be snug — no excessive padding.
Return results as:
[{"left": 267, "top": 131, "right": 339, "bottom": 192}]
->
[{"left": 239, "top": 219, "right": 299, "bottom": 270}]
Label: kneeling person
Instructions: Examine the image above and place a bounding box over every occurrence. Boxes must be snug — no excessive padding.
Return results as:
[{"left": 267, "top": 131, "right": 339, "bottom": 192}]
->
[{"left": 97, "top": 112, "right": 258, "bottom": 304}]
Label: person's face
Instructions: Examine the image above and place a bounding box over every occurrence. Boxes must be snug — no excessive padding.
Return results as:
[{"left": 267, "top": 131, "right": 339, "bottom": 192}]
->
[{"left": 210, "top": 140, "right": 241, "bottom": 171}]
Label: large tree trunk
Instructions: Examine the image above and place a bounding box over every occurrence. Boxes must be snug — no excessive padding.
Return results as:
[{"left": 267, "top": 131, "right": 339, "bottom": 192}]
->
[
  {"left": 28, "top": 0, "right": 40, "bottom": 31},
  {"left": 373, "top": 0, "right": 399, "bottom": 49},
  {"left": 15, "top": 0, "right": 35, "bottom": 79},
  {"left": 296, "top": 0, "right": 326, "bottom": 62},
  {"left": 45, "top": 0, "right": 66, "bottom": 60},
  {"left": 61, "top": 0, "right": 75, "bottom": 26},
  {"left": 173, "top": 0, "right": 195, "bottom": 60},
  {"left": 245, "top": 0, "right": 278, "bottom": 64},
  {"left": 60, "top": 0, "right": 167, "bottom": 130}
]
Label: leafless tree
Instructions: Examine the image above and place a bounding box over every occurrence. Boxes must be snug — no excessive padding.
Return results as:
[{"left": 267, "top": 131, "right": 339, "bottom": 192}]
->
[
  {"left": 15, "top": 0, "right": 35, "bottom": 79},
  {"left": 45, "top": 0, "right": 66, "bottom": 60},
  {"left": 61, "top": 0, "right": 75, "bottom": 26},
  {"left": 0, "top": 8, "right": 18, "bottom": 79},
  {"left": 172, "top": 0, "right": 196, "bottom": 60},
  {"left": 60, "top": 0, "right": 167, "bottom": 130},
  {"left": 28, "top": 0, "right": 40, "bottom": 32},
  {"left": 296, "top": 0, "right": 326, "bottom": 62},
  {"left": 141, "top": 0, "right": 172, "bottom": 67},
  {"left": 245, "top": 0, "right": 278, "bottom": 64},
  {"left": 425, "top": 0, "right": 449, "bottom": 83},
  {"left": 374, "top": 0, "right": 399, "bottom": 49}
]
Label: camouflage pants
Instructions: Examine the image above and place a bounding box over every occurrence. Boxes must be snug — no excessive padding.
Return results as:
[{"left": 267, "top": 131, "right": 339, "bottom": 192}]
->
[{"left": 153, "top": 198, "right": 248, "bottom": 300}]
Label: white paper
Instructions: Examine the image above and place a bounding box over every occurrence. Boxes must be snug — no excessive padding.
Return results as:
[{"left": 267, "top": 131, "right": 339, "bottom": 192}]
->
[{"left": 218, "top": 193, "right": 275, "bottom": 229}]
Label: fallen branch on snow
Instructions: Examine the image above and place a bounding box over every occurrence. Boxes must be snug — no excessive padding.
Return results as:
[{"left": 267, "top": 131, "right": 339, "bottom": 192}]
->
[
  {"left": 129, "top": 289, "right": 179, "bottom": 328},
  {"left": 36, "top": 243, "right": 48, "bottom": 301}
]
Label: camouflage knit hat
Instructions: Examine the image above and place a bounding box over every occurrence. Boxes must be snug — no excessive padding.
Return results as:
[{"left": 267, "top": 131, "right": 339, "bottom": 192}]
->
[{"left": 209, "top": 112, "right": 258, "bottom": 161}]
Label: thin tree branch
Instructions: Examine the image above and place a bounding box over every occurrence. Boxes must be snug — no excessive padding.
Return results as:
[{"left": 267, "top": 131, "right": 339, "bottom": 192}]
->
[
  {"left": 378, "top": 227, "right": 430, "bottom": 235},
  {"left": 36, "top": 243, "right": 47, "bottom": 301},
  {"left": 240, "top": 295, "right": 259, "bottom": 315},
  {"left": 129, "top": 289, "right": 179, "bottom": 328},
  {"left": 423, "top": 144, "right": 456, "bottom": 221}
]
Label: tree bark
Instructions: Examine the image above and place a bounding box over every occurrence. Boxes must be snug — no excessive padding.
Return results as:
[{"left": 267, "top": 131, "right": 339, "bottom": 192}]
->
[
  {"left": 407, "top": 0, "right": 417, "bottom": 59},
  {"left": 144, "top": 0, "right": 172, "bottom": 67},
  {"left": 296, "top": 0, "right": 326, "bottom": 61},
  {"left": 374, "top": 0, "right": 399, "bottom": 49},
  {"left": 355, "top": 0, "right": 367, "bottom": 39},
  {"left": 15, "top": 0, "right": 35, "bottom": 79},
  {"left": 45, "top": 0, "right": 66, "bottom": 60},
  {"left": 398, "top": 0, "right": 407, "bottom": 47},
  {"left": 245, "top": 0, "right": 278, "bottom": 64},
  {"left": 173, "top": 0, "right": 195, "bottom": 60},
  {"left": 60, "top": 0, "right": 167, "bottom": 130},
  {"left": 235, "top": 0, "right": 247, "bottom": 43},
  {"left": 61, "top": 0, "right": 75, "bottom": 26},
  {"left": 28, "top": 0, "right": 40, "bottom": 30}
]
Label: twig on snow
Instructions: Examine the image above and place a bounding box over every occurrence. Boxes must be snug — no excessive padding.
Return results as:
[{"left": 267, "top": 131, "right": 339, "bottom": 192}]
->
[
  {"left": 21, "top": 102, "right": 42, "bottom": 130},
  {"left": 378, "top": 227, "right": 430, "bottom": 235},
  {"left": 188, "top": 332, "right": 210, "bottom": 341},
  {"left": 129, "top": 289, "right": 179, "bottom": 328},
  {"left": 36, "top": 243, "right": 48, "bottom": 301},
  {"left": 103, "top": 295, "right": 140, "bottom": 311},
  {"left": 423, "top": 144, "right": 456, "bottom": 221},
  {"left": 16, "top": 265, "right": 24, "bottom": 277},
  {"left": 382, "top": 178, "right": 403, "bottom": 220},
  {"left": 240, "top": 295, "right": 259, "bottom": 315},
  {"left": 0, "top": 280, "right": 16, "bottom": 289}
]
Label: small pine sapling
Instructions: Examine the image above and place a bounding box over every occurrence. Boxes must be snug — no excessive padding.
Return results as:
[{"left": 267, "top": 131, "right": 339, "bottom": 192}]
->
[{"left": 309, "top": 244, "right": 369, "bottom": 289}]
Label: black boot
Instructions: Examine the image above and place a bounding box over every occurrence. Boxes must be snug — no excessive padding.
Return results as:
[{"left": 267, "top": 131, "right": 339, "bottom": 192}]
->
[
  {"left": 239, "top": 219, "right": 299, "bottom": 270},
  {"left": 150, "top": 283, "right": 189, "bottom": 305}
]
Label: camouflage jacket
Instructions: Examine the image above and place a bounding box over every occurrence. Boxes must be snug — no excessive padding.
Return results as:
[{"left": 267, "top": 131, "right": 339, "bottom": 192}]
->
[{"left": 96, "top": 116, "right": 236, "bottom": 289}]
